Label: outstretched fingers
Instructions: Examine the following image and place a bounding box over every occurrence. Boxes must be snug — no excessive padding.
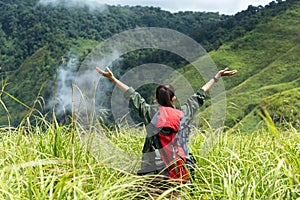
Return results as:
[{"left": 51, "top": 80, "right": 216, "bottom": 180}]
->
[
  {"left": 220, "top": 68, "right": 238, "bottom": 76},
  {"left": 96, "top": 66, "right": 114, "bottom": 79},
  {"left": 96, "top": 67, "right": 103, "bottom": 74}
]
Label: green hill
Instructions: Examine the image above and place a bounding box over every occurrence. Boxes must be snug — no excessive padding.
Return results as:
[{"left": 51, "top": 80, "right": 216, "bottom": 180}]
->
[
  {"left": 0, "top": 0, "right": 299, "bottom": 130},
  {"left": 197, "top": 1, "right": 300, "bottom": 132},
  {"left": 0, "top": 0, "right": 228, "bottom": 125}
]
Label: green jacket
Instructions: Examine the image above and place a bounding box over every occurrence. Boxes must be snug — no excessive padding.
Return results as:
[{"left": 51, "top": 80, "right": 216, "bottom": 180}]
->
[
  {"left": 123, "top": 87, "right": 209, "bottom": 175},
  {"left": 124, "top": 87, "right": 209, "bottom": 125}
]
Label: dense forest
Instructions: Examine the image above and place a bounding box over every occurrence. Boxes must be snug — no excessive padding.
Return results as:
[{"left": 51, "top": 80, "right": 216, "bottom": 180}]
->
[
  {"left": 0, "top": 0, "right": 291, "bottom": 72},
  {"left": 0, "top": 0, "right": 298, "bottom": 128}
]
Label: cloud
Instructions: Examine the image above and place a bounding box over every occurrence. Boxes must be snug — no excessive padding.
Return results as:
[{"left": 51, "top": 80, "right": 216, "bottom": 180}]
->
[{"left": 48, "top": 50, "right": 122, "bottom": 123}]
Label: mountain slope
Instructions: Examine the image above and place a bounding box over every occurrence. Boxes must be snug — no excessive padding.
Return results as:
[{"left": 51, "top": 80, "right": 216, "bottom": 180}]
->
[
  {"left": 0, "top": 0, "right": 232, "bottom": 126},
  {"left": 197, "top": 1, "right": 300, "bottom": 131},
  {"left": 0, "top": 0, "right": 298, "bottom": 128}
]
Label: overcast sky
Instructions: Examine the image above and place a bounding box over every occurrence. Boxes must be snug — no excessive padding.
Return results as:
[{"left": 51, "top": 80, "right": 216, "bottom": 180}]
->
[{"left": 101, "top": 0, "right": 274, "bottom": 15}]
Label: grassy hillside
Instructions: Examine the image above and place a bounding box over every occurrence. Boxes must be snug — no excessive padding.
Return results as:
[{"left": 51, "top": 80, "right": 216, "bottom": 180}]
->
[
  {"left": 233, "top": 87, "right": 300, "bottom": 133},
  {"left": 194, "top": 1, "right": 300, "bottom": 132}
]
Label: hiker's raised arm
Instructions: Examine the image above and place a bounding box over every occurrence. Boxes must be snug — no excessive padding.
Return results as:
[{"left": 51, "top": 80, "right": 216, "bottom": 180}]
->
[
  {"left": 96, "top": 66, "right": 129, "bottom": 93},
  {"left": 201, "top": 67, "right": 237, "bottom": 92},
  {"left": 96, "top": 66, "right": 153, "bottom": 125}
]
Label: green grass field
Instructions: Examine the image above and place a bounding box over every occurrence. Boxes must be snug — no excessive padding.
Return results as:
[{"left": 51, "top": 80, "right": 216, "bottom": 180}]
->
[{"left": 0, "top": 113, "right": 299, "bottom": 199}]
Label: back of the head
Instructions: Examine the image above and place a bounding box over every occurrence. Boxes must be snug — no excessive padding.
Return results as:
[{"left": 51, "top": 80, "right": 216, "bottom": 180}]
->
[{"left": 156, "top": 84, "right": 175, "bottom": 107}]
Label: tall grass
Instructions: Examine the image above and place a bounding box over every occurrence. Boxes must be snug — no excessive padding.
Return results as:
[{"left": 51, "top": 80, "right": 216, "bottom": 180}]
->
[
  {"left": 0, "top": 85, "right": 299, "bottom": 199},
  {"left": 0, "top": 110, "right": 299, "bottom": 199},
  {"left": 189, "top": 127, "right": 300, "bottom": 199}
]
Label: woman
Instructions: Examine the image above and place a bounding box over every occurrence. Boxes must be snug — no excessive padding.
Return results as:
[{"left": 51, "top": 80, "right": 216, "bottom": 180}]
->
[{"left": 96, "top": 66, "right": 237, "bottom": 181}]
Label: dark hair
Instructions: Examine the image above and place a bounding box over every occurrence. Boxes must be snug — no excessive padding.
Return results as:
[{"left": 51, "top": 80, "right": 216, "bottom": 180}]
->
[{"left": 156, "top": 84, "right": 175, "bottom": 107}]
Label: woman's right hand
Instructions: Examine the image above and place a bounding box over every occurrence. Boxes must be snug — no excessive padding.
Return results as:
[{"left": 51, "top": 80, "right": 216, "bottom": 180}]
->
[
  {"left": 96, "top": 66, "right": 129, "bottom": 92},
  {"left": 96, "top": 66, "right": 115, "bottom": 80}
]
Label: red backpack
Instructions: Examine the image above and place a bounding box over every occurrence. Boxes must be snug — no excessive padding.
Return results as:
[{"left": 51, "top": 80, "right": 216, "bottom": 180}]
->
[{"left": 152, "top": 106, "right": 190, "bottom": 183}]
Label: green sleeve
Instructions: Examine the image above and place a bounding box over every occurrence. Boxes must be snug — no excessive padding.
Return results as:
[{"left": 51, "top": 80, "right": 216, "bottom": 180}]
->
[
  {"left": 124, "top": 87, "right": 154, "bottom": 125},
  {"left": 180, "top": 88, "right": 209, "bottom": 122}
]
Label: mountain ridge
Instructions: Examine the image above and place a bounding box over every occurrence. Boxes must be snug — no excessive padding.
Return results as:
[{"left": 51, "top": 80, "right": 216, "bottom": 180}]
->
[{"left": 0, "top": 0, "right": 298, "bottom": 129}]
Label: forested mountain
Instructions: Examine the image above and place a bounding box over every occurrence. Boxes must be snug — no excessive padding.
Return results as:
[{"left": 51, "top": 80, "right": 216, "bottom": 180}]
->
[
  {"left": 0, "top": 0, "right": 222, "bottom": 125},
  {"left": 0, "top": 0, "right": 226, "bottom": 73},
  {"left": 0, "top": 0, "right": 298, "bottom": 128},
  {"left": 196, "top": 0, "right": 300, "bottom": 132}
]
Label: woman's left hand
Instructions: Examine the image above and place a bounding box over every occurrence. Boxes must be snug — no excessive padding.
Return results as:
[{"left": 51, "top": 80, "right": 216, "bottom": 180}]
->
[{"left": 216, "top": 67, "right": 238, "bottom": 78}]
